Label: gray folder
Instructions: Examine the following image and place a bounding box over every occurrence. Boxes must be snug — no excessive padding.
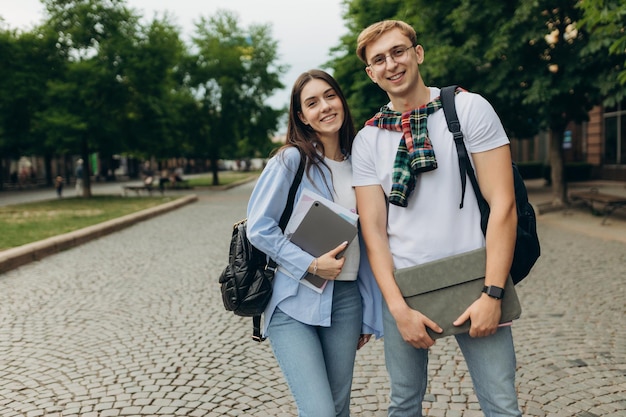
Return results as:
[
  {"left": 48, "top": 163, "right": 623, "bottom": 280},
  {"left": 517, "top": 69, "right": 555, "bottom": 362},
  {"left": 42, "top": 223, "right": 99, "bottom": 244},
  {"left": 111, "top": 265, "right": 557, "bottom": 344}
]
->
[{"left": 395, "top": 248, "right": 522, "bottom": 339}]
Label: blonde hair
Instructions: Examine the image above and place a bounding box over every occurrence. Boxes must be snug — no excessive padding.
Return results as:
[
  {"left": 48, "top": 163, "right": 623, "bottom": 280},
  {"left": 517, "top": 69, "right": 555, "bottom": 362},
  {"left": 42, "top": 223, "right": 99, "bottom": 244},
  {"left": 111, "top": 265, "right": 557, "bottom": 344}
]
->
[{"left": 356, "top": 20, "right": 417, "bottom": 64}]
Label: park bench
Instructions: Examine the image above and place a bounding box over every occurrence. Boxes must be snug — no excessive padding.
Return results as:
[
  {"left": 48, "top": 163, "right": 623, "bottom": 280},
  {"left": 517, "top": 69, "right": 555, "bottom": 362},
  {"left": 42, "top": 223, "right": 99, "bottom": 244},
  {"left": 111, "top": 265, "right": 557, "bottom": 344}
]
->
[
  {"left": 157, "top": 179, "right": 191, "bottom": 192},
  {"left": 164, "top": 179, "right": 191, "bottom": 190},
  {"left": 569, "top": 188, "right": 626, "bottom": 225},
  {"left": 121, "top": 185, "right": 163, "bottom": 197}
]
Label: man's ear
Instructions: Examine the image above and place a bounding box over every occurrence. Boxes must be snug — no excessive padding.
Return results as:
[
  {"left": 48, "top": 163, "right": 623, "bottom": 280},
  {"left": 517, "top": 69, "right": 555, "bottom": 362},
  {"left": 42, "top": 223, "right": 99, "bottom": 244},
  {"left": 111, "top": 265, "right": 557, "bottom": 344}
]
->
[
  {"left": 415, "top": 45, "right": 425, "bottom": 65},
  {"left": 365, "top": 66, "right": 378, "bottom": 84}
]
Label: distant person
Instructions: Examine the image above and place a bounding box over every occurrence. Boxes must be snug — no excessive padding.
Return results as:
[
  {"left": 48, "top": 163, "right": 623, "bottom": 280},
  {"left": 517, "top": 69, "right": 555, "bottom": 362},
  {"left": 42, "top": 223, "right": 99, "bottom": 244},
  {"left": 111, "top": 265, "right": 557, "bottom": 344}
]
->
[
  {"left": 143, "top": 175, "right": 154, "bottom": 189},
  {"left": 75, "top": 159, "right": 84, "bottom": 196},
  {"left": 55, "top": 176, "right": 64, "bottom": 198},
  {"left": 159, "top": 169, "right": 170, "bottom": 192},
  {"left": 174, "top": 166, "right": 184, "bottom": 181},
  {"left": 141, "top": 161, "right": 154, "bottom": 189}
]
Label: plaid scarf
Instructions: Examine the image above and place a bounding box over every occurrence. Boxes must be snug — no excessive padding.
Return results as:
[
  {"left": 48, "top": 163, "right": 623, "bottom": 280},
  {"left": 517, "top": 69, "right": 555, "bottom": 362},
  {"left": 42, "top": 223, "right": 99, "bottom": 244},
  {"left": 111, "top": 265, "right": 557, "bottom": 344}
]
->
[{"left": 365, "top": 98, "right": 442, "bottom": 207}]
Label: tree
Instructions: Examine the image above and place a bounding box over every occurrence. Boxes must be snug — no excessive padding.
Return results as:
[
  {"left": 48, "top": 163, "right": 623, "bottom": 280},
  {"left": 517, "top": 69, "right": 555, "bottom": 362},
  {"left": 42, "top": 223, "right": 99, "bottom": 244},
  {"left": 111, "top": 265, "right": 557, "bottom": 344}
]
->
[
  {"left": 122, "top": 14, "right": 189, "bottom": 161},
  {"left": 188, "top": 9, "right": 285, "bottom": 185},
  {"left": 474, "top": 1, "right": 621, "bottom": 205},
  {"left": 40, "top": 0, "right": 141, "bottom": 196},
  {"left": 332, "top": 0, "right": 622, "bottom": 206},
  {"left": 329, "top": 0, "right": 404, "bottom": 125},
  {"left": 0, "top": 26, "right": 63, "bottom": 187},
  {"left": 578, "top": 0, "right": 626, "bottom": 101}
]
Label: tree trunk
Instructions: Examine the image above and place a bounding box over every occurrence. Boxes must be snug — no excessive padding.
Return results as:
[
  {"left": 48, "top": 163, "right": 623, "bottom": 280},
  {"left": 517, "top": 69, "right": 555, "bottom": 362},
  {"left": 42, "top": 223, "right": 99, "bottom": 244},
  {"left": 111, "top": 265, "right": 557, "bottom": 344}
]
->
[
  {"left": 44, "top": 154, "right": 53, "bottom": 186},
  {"left": 549, "top": 128, "right": 567, "bottom": 207},
  {"left": 0, "top": 159, "right": 5, "bottom": 191},
  {"left": 211, "top": 157, "right": 220, "bottom": 186},
  {"left": 81, "top": 136, "right": 92, "bottom": 198}
]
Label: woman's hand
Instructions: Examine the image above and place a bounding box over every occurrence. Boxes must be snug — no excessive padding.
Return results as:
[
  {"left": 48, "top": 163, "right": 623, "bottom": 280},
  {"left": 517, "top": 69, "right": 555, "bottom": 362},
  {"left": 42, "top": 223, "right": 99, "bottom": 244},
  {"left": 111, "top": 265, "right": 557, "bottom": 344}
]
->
[{"left": 308, "top": 241, "right": 348, "bottom": 280}]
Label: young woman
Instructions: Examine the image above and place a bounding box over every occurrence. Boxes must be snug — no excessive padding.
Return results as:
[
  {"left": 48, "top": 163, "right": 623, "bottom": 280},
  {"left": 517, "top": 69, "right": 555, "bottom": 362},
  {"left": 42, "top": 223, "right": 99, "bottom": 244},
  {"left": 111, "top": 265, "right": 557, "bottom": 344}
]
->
[{"left": 246, "top": 70, "right": 383, "bottom": 417}]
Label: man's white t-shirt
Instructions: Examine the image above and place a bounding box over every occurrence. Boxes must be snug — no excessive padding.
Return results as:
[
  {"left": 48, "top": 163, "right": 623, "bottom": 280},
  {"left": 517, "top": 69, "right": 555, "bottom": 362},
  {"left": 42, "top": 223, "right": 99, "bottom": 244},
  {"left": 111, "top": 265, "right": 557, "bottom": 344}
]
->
[{"left": 352, "top": 87, "right": 509, "bottom": 269}]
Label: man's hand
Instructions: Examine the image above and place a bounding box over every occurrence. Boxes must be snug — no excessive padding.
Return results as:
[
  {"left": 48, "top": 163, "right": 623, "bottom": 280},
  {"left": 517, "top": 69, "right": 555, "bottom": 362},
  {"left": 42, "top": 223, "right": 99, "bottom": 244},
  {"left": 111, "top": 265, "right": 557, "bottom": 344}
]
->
[
  {"left": 393, "top": 304, "right": 442, "bottom": 349},
  {"left": 453, "top": 295, "right": 502, "bottom": 338}
]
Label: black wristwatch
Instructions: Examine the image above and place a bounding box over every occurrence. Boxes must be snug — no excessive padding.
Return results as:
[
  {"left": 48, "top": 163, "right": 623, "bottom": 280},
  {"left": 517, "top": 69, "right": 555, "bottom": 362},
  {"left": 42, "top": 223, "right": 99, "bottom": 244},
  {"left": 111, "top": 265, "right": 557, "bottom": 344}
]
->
[{"left": 482, "top": 285, "right": 505, "bottom": 300}]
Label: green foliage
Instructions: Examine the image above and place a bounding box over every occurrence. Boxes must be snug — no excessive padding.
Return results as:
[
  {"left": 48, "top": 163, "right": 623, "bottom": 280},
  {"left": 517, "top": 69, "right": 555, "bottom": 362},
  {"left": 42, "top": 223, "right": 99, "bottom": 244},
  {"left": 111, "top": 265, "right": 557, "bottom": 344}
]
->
[
  {"left": 0, "top": 1, "right": 286, "bottom": 184},
  {"left": 332, "top": 0, "right": 622, "bottom": 138},
  {"left": 330, "top": 0, "right": 403, "bottom": 125},
  {"left": 122, "top": 16, "right": 189, "bottom": 158},
  {"left": 330, "top": 0, "right": 623, "bottom": 203},
  {"left": 188, "top": 10, "right": 285, "bottom": 161},
  {"left": 0, "top": 27, "right": 63, "bottom": 157},
  {"left": 578, "top": 0, "right": 626, "bottom": 104}
]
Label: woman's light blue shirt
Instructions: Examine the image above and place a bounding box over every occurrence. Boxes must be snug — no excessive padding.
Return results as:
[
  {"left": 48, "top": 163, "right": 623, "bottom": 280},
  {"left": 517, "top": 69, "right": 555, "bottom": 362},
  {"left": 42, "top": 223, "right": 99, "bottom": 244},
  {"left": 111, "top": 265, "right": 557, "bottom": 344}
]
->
[{"left": 246, "top": 147, "right": 383, "bottom": 338}]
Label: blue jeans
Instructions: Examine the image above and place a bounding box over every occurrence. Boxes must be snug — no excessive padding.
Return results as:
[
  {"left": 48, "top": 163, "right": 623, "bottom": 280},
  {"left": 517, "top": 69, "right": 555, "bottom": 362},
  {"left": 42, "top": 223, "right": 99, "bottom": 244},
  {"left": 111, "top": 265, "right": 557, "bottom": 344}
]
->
[
  {"left": 382, "top": 302, "right": 522, "bottom": 417},
  {"left": 267, "top": 281, "right": 363, "bottom": 417}
]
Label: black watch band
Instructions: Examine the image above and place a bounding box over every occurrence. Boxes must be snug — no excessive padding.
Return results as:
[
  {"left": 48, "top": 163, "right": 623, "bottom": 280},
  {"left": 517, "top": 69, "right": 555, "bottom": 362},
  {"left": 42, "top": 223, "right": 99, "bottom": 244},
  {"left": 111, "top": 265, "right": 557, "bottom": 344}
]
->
[{"left": 482, "top": 285, "right": 505, "bottom": 300}]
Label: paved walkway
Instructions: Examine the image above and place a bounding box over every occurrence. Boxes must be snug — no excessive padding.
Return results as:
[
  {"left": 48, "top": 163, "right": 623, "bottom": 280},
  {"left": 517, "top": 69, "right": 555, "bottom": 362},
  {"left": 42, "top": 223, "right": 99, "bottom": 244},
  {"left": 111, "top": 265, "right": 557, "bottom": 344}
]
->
[{"left": 0, "top": 180, "right": 625, "bottom": 416}]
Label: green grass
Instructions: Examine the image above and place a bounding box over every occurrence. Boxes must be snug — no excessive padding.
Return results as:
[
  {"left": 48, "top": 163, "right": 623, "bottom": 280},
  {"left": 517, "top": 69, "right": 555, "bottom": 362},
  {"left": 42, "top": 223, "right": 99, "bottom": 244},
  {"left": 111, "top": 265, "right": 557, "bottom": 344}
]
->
[
  {"left": 186, "top": 170, "right": 260, "bottom": 187},
  {"left": 0, "top": 195, "right": 175, "bottom": 250}
]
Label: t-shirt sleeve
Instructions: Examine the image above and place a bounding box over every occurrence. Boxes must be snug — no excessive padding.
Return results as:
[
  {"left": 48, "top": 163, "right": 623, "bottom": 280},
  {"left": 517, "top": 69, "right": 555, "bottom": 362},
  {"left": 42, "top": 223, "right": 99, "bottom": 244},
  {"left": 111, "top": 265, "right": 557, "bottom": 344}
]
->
[
  {"left": 458, "top": 92, "right": 509, "bottom": 153},
  {"left": 352, "top": 128, "right": 380, "bottom": 187}
]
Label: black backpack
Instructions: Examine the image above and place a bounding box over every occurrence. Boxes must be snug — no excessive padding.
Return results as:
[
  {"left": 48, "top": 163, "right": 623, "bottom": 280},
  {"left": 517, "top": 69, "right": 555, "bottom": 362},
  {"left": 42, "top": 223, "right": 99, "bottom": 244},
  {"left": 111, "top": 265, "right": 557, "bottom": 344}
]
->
[
  {"left": 219, "top": 154, "right": 305, "bottom": 341},
  {"left": 440, "top": 85, "right": 540, "bottom": 284}
]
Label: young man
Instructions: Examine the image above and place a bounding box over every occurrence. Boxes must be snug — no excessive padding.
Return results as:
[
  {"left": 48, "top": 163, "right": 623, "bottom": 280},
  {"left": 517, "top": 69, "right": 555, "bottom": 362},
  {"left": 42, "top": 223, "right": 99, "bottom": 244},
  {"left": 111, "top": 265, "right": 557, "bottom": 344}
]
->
[{"left": 352, "top": 20, "right": 522, "bottom": 416}]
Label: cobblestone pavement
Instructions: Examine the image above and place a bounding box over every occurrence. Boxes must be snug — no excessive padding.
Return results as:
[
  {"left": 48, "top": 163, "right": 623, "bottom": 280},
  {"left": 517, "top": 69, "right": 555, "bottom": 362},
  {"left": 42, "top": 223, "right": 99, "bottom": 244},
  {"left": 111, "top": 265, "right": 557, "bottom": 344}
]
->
[{"left": 0, "top": 181, "right": 625, "bottom": 416}]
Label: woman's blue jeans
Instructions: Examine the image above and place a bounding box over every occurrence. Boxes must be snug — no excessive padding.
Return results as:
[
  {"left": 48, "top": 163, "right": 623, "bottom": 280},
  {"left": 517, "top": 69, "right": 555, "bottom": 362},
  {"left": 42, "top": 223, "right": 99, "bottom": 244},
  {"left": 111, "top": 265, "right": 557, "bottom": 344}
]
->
[
  {"left": 382, "top": 301, "right": 522, "bottom": 417},
  {"left": 267, "top": 281, "right": 362, "bottom": 417}
]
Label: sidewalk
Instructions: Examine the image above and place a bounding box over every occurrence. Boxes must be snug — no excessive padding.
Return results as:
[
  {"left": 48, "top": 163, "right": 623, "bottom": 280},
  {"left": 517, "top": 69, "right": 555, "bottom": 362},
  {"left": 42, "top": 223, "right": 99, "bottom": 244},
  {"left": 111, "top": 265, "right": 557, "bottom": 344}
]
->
[
  {"left": 526, "top": 178, "right": 626, "bottom": 244},
  {"left": 0, "top": 183, "right": 626, "bottom": 417},
  {"left": 0, "top": 180, "right": 624, "bottom": 416}
]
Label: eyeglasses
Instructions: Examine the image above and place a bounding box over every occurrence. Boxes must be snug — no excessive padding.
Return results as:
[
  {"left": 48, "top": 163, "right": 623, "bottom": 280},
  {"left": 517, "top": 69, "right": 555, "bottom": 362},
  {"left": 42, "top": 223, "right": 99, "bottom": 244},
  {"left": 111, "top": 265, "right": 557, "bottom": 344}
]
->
[{"left": 367, "top": 45, "right": 415, "bottom": 68}]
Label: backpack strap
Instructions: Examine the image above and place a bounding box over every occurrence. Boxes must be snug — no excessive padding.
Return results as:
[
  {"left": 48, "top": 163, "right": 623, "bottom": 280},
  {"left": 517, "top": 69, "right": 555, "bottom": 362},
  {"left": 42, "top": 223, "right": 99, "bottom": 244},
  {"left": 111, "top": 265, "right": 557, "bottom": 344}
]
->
[
  {"left": 266, "top": 151, "right": 306, "bottom": 273},
  {"left": 440, "top": 85, "right": 489, "bottom": 233},
  {"left": 252, "top": 150, "right": 305, "bottom": 342}
]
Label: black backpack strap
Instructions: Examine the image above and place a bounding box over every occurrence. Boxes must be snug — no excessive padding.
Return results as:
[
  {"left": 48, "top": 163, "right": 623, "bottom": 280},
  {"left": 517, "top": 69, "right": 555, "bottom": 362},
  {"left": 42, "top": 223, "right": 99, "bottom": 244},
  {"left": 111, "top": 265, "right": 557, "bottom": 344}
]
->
[
  {"left": 440, "top": 86, "right": 489, "bottom": 233},
  {"left": 266, "top": 151, "right": 305, "bottom": 273},
  {"left": 278, "top": 151, "right": 306, "bottom": 230},
  {"left": 252, "top": 315, "right": 263, "bottom": 342},
  {"left": 441, "top": 85, "right": 468, "bottom": 208},
  {"left": 252, "top": 150, "right": 305, "bottom": 342}
]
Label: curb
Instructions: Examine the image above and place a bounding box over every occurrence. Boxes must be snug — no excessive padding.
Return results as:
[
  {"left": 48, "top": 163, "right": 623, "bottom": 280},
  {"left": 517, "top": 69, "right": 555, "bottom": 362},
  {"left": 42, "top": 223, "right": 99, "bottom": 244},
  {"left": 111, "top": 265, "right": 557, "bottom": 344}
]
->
[
  {"left": 534, "top": 201, "right": 564, "bottom": 215},
  {"left": 192, "top": 174, "right": 259, "bottom": 192},
  {"left": 0, "top": 194, "right": 198, "bottom": 275}
]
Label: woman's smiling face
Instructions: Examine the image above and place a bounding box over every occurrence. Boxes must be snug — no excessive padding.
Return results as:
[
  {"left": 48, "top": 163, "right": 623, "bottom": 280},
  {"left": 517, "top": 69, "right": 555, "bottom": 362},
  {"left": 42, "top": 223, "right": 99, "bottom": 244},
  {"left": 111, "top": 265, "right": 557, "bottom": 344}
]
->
[{"left": 298, "top": 78, "right": 345, "bottom": 141}]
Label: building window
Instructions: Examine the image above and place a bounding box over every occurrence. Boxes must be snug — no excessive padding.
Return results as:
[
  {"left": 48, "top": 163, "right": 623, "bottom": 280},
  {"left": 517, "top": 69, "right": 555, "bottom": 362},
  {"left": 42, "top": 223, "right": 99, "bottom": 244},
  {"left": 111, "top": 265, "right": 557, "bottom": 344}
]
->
[{"left": 604, "top": 99, "right": 626, "bottom": 165}]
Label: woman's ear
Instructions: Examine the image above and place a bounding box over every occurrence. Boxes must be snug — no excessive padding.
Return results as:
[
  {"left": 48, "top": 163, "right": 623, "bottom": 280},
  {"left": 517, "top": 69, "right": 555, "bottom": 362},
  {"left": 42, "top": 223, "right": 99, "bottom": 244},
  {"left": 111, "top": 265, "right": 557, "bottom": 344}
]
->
[{"left": 298, "top": 111, "right": 309, "bottom": 126}]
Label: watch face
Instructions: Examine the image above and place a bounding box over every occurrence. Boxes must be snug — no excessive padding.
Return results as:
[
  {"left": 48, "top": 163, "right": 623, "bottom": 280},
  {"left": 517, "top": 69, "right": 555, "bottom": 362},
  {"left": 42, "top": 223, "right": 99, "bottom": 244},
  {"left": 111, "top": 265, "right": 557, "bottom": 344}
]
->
[{"left": 484, "top": 286, "right": 504, "bottom": 299}]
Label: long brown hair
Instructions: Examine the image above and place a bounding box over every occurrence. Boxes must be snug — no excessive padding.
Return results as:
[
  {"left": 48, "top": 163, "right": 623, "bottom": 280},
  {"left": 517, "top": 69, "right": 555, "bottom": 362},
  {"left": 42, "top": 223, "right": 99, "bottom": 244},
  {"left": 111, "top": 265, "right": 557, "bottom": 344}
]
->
[{"left": 276, "top": 69, "right": 356, "bottom": 184}]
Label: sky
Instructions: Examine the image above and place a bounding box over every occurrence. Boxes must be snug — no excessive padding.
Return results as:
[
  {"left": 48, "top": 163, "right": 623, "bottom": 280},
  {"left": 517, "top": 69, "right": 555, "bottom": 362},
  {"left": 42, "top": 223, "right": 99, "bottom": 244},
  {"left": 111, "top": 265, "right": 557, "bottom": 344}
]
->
[{"left": 0, "top": 0, "right": 348, "bottom": 111}]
